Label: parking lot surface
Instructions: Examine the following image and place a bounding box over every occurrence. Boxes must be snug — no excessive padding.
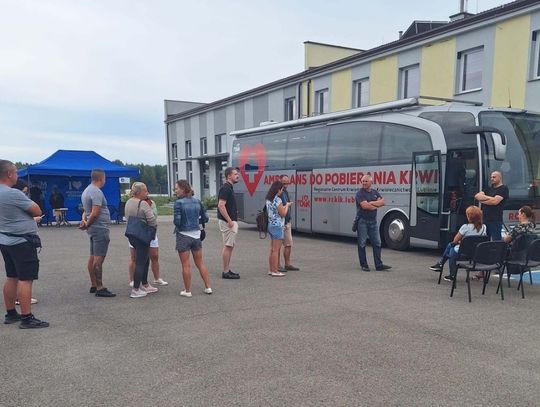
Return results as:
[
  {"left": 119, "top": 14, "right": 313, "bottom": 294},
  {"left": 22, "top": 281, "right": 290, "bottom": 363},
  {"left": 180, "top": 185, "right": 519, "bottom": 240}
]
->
[{"left": 1, "top": 216, "right": 539, "bottom": 406}]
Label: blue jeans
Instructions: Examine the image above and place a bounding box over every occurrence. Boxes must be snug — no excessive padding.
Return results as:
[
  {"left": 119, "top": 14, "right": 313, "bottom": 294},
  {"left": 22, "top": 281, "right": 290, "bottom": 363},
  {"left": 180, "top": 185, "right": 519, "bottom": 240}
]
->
[
  {"left": 439, "top": 242, "right": 460, "bottom": 277},
  {"left": 485, "top": 220, "right": 502, "bottom": 241},
  {"left": 357, "top": 218, "right": 382, "bottom": 268}
]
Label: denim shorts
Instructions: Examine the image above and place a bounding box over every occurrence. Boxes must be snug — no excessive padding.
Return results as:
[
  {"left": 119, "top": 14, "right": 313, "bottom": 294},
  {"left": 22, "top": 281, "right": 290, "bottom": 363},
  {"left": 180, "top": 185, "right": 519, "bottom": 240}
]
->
[
  {"left": 176, "top": 233, "right": 202, "bottom": 252},
  {"left": 268, "top": 224, "right": 284, "bottom": 240}
]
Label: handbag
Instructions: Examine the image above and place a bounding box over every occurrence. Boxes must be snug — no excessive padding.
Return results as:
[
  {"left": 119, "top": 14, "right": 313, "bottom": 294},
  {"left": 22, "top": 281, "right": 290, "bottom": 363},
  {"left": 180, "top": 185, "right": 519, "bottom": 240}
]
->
[{"left": 124, "top": 201, "right": 156, "bottom": 245}]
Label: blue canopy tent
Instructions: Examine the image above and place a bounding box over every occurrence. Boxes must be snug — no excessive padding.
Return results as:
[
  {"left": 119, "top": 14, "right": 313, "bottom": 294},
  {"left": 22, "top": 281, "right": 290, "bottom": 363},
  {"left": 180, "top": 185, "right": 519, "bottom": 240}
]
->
[{"left": 18, "top": 150, "right": 139, "bottom": 223}]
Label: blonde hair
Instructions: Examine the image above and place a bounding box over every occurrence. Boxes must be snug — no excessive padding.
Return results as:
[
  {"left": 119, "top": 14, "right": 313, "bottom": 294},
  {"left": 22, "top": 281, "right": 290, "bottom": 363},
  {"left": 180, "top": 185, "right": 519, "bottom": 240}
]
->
[{"left": 130, "top": 182, "right": 147, "bottom": 197}]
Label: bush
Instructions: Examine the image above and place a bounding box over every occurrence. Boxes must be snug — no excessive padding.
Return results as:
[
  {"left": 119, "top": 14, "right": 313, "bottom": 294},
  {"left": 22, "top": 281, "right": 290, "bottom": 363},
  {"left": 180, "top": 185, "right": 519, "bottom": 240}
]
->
[{"left": 202, "top": 195, "right": 218, "bottom": 209}]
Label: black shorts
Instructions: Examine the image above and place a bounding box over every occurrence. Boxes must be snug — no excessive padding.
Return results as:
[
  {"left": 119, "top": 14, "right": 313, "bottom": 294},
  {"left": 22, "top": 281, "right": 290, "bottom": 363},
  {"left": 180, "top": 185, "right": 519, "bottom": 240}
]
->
[{"left": 0, "top": 242, "right": 40, "bottom": 281}]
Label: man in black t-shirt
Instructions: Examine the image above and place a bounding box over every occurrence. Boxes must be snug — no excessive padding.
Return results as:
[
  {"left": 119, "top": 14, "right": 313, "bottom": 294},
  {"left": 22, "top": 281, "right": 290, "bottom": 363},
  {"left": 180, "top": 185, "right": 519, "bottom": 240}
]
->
[
  {"left": 217, "top": 167, "right": 240, "bottom": 279},
  {"left": 474, "top": 171, "right": 509, "bottom": 240}
]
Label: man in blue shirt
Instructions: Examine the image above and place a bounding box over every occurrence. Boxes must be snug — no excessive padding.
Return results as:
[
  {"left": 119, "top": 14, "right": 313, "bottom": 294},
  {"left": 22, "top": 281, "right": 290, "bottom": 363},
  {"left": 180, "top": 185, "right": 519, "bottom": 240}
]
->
[{"left": 355, "top": 174, "right": 392, "bottom": 272}]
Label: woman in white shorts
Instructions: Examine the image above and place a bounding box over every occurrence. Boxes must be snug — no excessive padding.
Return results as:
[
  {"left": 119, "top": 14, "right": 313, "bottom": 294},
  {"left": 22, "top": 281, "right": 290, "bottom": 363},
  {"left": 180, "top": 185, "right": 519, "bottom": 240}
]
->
[{"left": 128, "top": 197, "right": 168, "bottom": 287}]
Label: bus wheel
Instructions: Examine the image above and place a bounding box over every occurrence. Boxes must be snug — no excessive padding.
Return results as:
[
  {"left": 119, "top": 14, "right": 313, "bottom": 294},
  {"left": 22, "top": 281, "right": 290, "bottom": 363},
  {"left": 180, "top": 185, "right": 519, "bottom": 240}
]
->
[{"left": 383, "top": 213, "right": 410, "bottom": 251}]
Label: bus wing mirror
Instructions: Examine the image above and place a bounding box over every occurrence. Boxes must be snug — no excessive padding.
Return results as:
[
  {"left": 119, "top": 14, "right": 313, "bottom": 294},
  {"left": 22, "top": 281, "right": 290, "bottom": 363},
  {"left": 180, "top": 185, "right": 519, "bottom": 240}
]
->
[{"left": 461, "top": 126, "right": 507, "bottom": 161}]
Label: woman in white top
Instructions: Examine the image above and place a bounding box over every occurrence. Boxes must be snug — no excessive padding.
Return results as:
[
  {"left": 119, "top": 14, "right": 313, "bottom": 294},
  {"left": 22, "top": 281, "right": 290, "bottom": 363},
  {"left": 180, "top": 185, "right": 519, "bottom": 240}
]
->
[{"left": 430, "top": 205, "right": 487, "bottom": 282}]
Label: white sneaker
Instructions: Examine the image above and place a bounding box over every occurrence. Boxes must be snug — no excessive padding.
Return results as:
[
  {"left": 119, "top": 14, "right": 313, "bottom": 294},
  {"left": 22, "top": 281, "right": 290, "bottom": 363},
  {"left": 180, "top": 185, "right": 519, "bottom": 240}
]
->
[
  {"left": 268, "top": 272, "right": 286, "bottom": 277},
  {"left": 130, "top": 288, "right": 147, "bottom": 298},
  {"left": 204, "top": 288, "right": 213, "bottom": 295},
  {"left": 180, "top": 290, "right": 192, "bottom": 298},
  {"left": 129, "top": 281, "right": 134, "bottom": 288},
  {"left": 153, "top": 278, "right": 169, "bottom": 286},
  {"left": 141, "top": 284, "right": 158, "bottom": 293}
]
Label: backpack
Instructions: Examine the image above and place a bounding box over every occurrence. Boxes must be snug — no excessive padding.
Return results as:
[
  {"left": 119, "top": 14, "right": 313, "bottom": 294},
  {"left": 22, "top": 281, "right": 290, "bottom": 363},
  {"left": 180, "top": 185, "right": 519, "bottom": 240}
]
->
[{"left": 256, "top": 205, "right": 268, "bottom": 239}]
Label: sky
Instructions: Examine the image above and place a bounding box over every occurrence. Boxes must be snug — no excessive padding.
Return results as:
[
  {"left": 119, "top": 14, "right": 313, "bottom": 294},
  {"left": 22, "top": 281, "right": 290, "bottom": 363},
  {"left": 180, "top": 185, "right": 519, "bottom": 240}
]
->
[{"left": 0, "top": 0, "right": 512, "bottom": 165}]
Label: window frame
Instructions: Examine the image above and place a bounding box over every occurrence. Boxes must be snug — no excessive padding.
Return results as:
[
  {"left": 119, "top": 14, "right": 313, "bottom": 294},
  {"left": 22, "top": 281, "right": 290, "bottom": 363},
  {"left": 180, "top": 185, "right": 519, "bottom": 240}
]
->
[
  {"left": 353, "top": 78, "right": 370, "bottom": 108},
  {"left": 400, "top": 64, "right": 420, "bottom": 99},
  {"left": 171, "top": 143, "right": 178, "bottom": 160},
  {"left": 200, "top": 137, "right": 208, "bottom": 156},
  {"left": 284, "top": 97, "right": 297, "bottom": 121},
  {"left": 315, "top": 89, "right": 329, "bottom": 115},
  {"left": 532, "top": 30, "right": 540, "bottom": 80},
  {"left": 185, "top": 140, "right": 192, "bottom": 158},
  {"left": 457, "top": 47, "right": 484, "bottom": 93},
  {"left": 215, "top": 133, "right": 225, "bottom": 154},
  {"left": 186, "top": 161, "right": 193, "bottom": 186}
]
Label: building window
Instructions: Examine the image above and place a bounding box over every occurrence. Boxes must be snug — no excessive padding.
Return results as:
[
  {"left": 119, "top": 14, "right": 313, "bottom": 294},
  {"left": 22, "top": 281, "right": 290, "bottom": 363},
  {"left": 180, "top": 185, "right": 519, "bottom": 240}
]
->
[
  {"left": 171, "top": 143, "right": 178, "bottom": 159},
  {"left": 186, "top": 162, "right": 193, "bottom": 186},
  {"left": 200, "top": 137, "right": 208, "bottom": 156},
  {"left": 215, "top": 133, "right": 225, "bottom": 153},
  {"left": 172, "top": 162, "right": 178, "bottom": 180},
  {"left": 218, "top": 159, "right": 228, "bottom": 188},
  {"left": 315, "top": 89, "right": 329, "bottom": 115},
  {"left": 400, "top": 65, "right": 420, "bottom": 98},
  {"left": 185, "top": 140, "right": 192, "bottom": 158},
  {"left": 458, "top": 47, "right": 483, "bottom": 92},
  {"left": 284, "top": 97, "right": 296, "bottom": 121},
  {"left": 531, "top": 30, "right": 540, "bottom": 79},
  {"left": 202, "top": 160, "right": 210, "bottom": 189},
  {"left": 354, "top": 78, "right": 370, "bottom": 107}
]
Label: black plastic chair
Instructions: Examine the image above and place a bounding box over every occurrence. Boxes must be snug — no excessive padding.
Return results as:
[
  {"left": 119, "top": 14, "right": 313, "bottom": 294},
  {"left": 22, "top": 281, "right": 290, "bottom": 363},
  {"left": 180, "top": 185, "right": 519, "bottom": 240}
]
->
[
  {"left": 438, "top": 235, "right": 489, "bottom": 284},
  {"left": 500, "top": 238, "right": 540, "bottom": 299},
  {"left": 502, "top": 234, "right": 530, "bottom": 289},
  {"left": 452, "top": 241, "right": 507, "bottom": 302}
]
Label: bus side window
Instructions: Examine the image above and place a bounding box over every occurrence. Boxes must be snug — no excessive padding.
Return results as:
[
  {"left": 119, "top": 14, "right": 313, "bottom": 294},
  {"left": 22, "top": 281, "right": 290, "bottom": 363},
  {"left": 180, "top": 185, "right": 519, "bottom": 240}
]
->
[
  {"left": 380, "top": 124, "right": 432, "bottom": 164},
  {"left": 328, "top": 122, "right": 382, "bottom": 167},
  {"left": 286, "top": 127, "right": 328, "bottom": 170}
]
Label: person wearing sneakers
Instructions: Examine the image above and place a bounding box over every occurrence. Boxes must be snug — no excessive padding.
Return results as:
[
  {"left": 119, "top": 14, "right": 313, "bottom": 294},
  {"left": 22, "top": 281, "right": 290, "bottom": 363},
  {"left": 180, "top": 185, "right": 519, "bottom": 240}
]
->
[
  {"left": 0, "top": 159, "right": 49, "bottom": 328},
  {"left": 430, "top": 205, "right": 487, "bottom": 282},
  {"left": 125, "top": 182, "right": 159, "bottom": 298},
  {"left": 355, "top": 174, "right": 392, "bottom": 272},
  {"left": 128, "top": 196, "right": 168, "bottom": 288},
  {"left": 277, "top": 175, "right": 299, "bottom": 273},
  {"left": 266, "top": 180, "right": 292, "bottom": 277},
  {"left": 174, "top": 180, "right": 212, "bottom": 297},
  {"left": 217, "top": 167, "right": 240, "bottom": 280},
  {"left": 79, "top": 169, "right": 116, "bottom": 297}
]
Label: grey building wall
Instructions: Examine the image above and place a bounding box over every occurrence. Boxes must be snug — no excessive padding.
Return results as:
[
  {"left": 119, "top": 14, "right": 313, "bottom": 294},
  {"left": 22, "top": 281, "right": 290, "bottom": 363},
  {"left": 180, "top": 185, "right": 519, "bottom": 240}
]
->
[
  {"left": 268, "top": 89, "right": 284, "bottom": 123},
  {"left": 252, "top": 94, "right": 269, "bottom": 126}
]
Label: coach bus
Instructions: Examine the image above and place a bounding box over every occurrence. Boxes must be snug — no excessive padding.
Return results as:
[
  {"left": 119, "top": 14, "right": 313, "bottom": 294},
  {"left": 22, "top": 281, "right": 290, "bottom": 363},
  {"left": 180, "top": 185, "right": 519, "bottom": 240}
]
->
[{"left": 229, "top": 98, "right": 540, "bottom": 250}]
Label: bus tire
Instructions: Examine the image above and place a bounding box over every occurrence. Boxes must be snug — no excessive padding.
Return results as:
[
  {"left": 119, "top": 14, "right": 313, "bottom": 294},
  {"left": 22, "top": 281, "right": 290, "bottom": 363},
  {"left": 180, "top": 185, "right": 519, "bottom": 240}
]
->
[{"left": 382, "top": 213, "right": 410, "bottom": 251}]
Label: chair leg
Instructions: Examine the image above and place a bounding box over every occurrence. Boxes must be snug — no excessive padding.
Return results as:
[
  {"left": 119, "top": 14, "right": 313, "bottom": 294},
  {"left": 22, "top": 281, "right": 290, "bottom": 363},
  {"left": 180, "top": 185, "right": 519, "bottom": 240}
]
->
[
  {"left": 438, "top": 269, "right": 442, "bottom": 285},
  {"left": 529, "top": 269, "right": 533, "bottom": 285},
  {"left": 450, "top": 272, "right": 457, "bottom": 297},
  {"left": 507, "top": 269, "right": 511, "bottom": 287},
  {"left": 520, "top": 273, "right": 525, "bottom": 299},
  {"left": 466, "top": 271, "right": 472, "bottom": 302},
  {"left": 482, "top": 271, "right": 490, "bottom": 295}
]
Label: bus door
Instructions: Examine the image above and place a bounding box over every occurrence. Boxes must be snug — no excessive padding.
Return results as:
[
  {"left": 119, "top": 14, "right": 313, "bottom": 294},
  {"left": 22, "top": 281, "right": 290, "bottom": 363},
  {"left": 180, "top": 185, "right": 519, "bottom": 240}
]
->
[
  {"left": 295, "top": 171, "right": 312, "bottom": 232},
  {"left": 410, "top": 151, "right": 442, "bottom": 243}
]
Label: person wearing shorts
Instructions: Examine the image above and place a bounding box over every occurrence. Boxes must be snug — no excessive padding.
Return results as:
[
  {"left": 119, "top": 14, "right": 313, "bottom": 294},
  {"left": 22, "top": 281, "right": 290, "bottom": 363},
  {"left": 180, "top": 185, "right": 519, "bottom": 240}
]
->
[
  {"left": 128, "top": 197, "right": 168, "bottom": 287},
  {"left": 217, "top": 167, "right": 240, "bottom": 280},
  {"left": 265, "top": 180, "right": 292, "bottom": 277},
  {"left": 79, "top": 169, "right": 116, "bottom": 297},
  {"left": 174, "top": 180, "right": 212, "bottom": 297},
  {"left": 278, "top": 175, "right": 299, "bottom": 272},
  {"left": 0, "top": 159, "right": 49, "bottom": 328}
]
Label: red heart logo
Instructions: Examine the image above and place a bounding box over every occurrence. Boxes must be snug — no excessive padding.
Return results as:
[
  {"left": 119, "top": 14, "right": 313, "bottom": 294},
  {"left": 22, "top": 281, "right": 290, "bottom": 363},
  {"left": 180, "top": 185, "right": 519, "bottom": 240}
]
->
[{"left": 238, "top": 144, "right": 267, "bottom": 196}]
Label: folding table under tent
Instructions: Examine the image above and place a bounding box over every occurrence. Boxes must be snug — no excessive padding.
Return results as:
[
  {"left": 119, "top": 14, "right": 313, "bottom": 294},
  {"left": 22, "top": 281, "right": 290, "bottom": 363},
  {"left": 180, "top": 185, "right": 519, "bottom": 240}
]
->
[{"left": 17, "top": 150, "right": 139, "bottom": 223}]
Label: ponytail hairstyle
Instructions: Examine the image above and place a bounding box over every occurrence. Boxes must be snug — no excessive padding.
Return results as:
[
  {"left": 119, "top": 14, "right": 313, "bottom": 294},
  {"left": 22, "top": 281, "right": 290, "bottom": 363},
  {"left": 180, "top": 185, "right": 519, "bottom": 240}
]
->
[
  {"left": 466, "top": 205, "right": 483, "bottom": 232},
  {"left": 176, "top": 179, "right": 193, "bottom": 197}
]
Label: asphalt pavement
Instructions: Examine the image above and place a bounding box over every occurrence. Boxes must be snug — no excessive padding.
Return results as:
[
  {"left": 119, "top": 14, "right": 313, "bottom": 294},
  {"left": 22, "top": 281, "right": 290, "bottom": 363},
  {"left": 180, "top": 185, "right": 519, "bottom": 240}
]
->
[{"left": 1, "top": 216, "right": 539, "bottom": 406}]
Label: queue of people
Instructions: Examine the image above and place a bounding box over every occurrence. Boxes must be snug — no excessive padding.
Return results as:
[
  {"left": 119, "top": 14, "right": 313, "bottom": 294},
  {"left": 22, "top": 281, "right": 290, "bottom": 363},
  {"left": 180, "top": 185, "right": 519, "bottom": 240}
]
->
[{"left": 2, "top": 160, "right": 538, "bottom": 330}]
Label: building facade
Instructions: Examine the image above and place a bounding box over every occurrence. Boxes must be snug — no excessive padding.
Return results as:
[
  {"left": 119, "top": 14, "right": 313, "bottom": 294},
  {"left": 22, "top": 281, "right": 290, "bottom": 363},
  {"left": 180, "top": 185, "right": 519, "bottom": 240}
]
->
[{"left": 165, "top": 0, "right": 540, "bottom": 197}]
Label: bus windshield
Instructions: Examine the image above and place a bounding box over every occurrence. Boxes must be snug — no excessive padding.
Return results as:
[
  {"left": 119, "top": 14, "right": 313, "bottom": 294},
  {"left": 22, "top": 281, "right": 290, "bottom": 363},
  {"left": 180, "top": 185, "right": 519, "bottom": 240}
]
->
[{"left": 479, "top": 111, "right": 540, "bottom": 199}]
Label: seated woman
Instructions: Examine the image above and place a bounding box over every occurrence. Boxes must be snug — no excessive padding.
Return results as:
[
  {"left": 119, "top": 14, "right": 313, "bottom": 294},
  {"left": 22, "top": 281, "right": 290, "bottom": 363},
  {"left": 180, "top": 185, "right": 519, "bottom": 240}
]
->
[
  {"left": 429, "top": 205, "right": 487, "bottom": 281},
  {"left": 504, "top": 205, "right": 536, "bottom": 244}
]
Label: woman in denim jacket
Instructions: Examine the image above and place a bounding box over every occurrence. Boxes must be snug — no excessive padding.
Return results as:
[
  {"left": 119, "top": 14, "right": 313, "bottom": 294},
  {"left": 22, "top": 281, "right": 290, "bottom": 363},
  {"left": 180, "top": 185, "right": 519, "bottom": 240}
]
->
[{"left": 174, "top": 180, "right": 212, "bottom": 297}]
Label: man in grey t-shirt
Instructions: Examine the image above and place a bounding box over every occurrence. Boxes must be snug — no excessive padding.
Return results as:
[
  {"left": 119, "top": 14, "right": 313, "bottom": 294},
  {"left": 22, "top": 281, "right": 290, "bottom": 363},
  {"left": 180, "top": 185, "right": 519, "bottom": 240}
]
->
[
  {"left": 79, "top": 169, "right": 115, "bottom": 297},
  {"left": 0, "top": 159, "right": 49, "bottom": 328}
]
